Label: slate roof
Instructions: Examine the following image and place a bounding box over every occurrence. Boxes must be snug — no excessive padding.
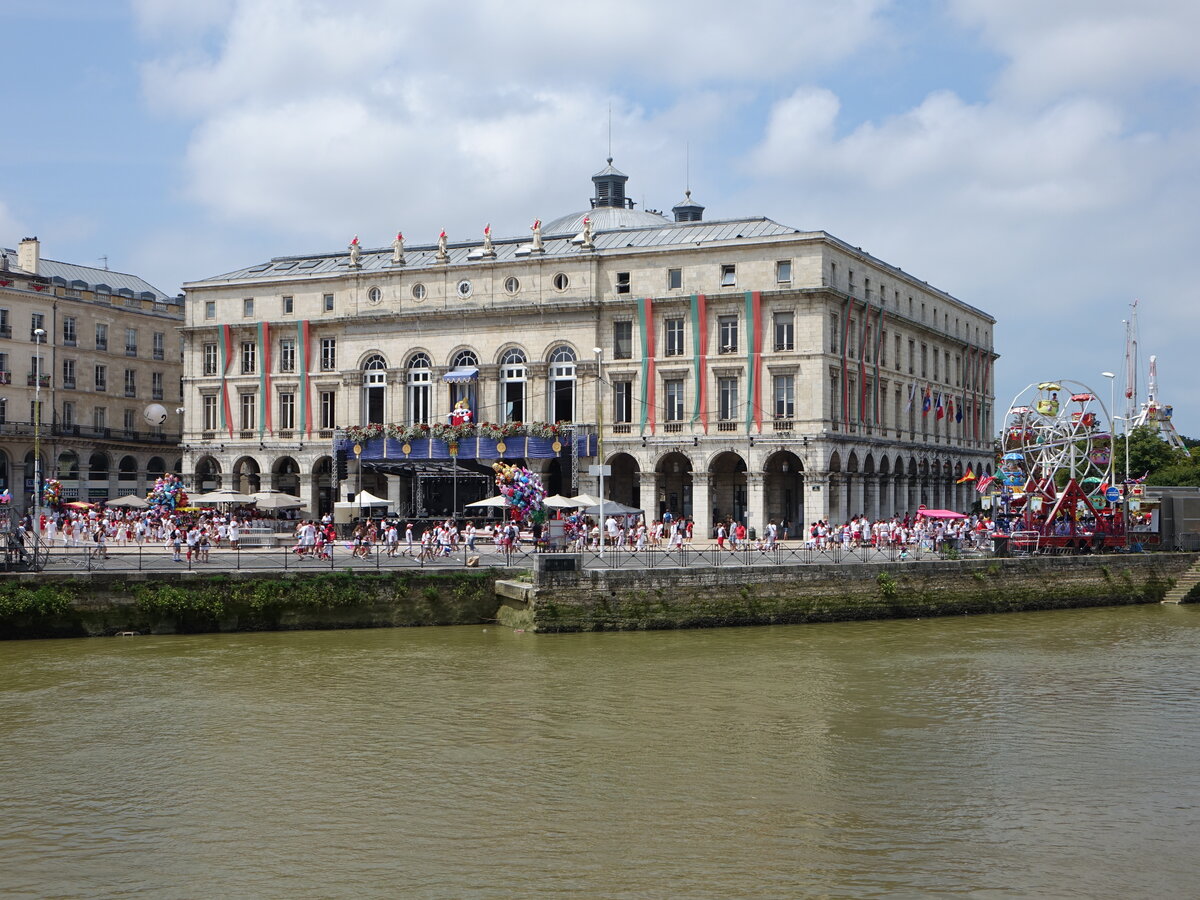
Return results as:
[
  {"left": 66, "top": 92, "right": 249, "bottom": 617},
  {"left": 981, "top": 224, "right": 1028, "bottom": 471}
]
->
[
  {"left": 188, "top": 216, "right": 802, "bottom": 286},
  {"left": 2, "top": 250, "right": 173, "bottom": 302}
]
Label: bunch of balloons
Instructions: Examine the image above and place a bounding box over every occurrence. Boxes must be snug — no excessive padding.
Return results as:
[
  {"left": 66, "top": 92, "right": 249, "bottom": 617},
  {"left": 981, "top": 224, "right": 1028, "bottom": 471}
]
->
[
  {"left": 149, "top": 473, "right": 189, "bottom": 510},
  {"left": 42, "top": 478, "right": 62, "bottom": 507},
  {"left": 492, "top": 463, "right": 545, "bottom": 521}
]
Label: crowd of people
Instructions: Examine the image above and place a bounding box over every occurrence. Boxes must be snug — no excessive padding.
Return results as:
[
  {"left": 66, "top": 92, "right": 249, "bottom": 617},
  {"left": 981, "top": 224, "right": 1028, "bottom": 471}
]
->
[{"left": 27, "top": 501, "right": 998, "bottom": 562}]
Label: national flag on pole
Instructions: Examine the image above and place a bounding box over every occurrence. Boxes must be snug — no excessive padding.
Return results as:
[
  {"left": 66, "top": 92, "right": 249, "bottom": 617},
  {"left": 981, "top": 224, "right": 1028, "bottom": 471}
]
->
[
  {"left": 955, "top": 397, "right": 964, "bottom": 423},
  {"left": 976, "top": 474, "right": 996, "bottom": 494},
  {"left": 935, "top": 392, "right": 945, "bottom": 420},
  {"left": 957, "top": 467, "right": 976, "bottom": 484},
  {"left": 922, "top": 386, "right": 932, "bottom": 416},
  {"left": 905, "top": 381, "right": 917, "bottom": 411}
]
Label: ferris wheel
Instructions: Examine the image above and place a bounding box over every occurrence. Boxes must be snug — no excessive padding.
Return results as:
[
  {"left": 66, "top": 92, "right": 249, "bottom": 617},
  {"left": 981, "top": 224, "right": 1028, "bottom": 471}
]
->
[{"left": 1001, "top": 380, "right": 1114, "bottom": 494}]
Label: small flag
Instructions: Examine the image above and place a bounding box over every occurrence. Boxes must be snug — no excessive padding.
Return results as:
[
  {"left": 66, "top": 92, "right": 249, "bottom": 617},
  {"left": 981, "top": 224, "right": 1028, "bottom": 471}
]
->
[
  {"left": 955, "top": 398, "right": 964, "bottom": 423},
  {"left": 976, "top": 474, "right": 996, "bottom": 494},
  {"left": 905, "top": 382, "right": 917, "bottom": 411},
  {"left": 922, "top": 386, "right": 932, "bottom": 416},
  {"left": 936, "top": 393, "right": 945, "bottom": 420},
  {"left": 957, "top": 467, "right": 976, "bottom": 484}
]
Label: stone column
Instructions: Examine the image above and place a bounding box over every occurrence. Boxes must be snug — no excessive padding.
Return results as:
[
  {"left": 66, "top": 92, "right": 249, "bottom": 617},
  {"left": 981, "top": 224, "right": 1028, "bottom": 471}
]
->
[
  {"left": 690, "top": 471, "right": 712, "bottom": 535},
  {"left": 746, "top": 471, "right": 765, "bottom": 536},
  {"left": 637, "top": 470, "right": 660, "bottom": 517},
  {"left": 847, "top": 473, "right": 862, "bottom": 520},
  {"left": 863, "top": 476, "right": 877, "bottom": 520}
]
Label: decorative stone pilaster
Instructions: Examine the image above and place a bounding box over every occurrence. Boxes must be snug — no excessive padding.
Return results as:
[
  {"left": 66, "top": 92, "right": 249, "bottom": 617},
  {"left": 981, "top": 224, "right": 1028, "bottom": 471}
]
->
[
  {"left": 690, "top": 471, "right": 712, "bottom": 533},
  {"left": 745, "top": 471, "right": 765, "bottom": 533}
]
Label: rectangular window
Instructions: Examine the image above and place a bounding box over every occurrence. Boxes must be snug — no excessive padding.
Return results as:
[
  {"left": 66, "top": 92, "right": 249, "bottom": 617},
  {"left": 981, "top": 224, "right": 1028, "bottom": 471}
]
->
[
  {"left": 240, "top": 393, "right": 256, "bottom": 431},
  {"left": 323, "top": 293, "right": 334, "bottom": 312},
  {"left": 720, "top": 264, "right": 736, "bottom": 288},
  {"left": 718, "top": 377, "right": 739, "bottom": 420},
  {"left": 95, "top": 323, "right": 107, "bottom": 351},
  {"left": 718, "top": 315, "right": 738, "bottom": 353},
  {"left": 278, "top": 392, "right": 296, "bottom": 430},
  {"left": 776, "top": 259, "right": 792, "bottom": 284},
  {"left": 665, "top": 379, "right": 684, "bottom": 422},
  {"left": 93, "top": 406, "right": 106, "bottom": 430},
  {"left": 667, "top": 268, "right": 682, "bottom": 290},
  {"left": 283, "top": 295, "right": 294, "bottom": 315},
  {"left": 933, "top": 347, "right": 939, "bottom": 382},
  {"left": 125, "top": 328, "right": 138, "bottom": 356},
  {"left": 613, "top": 321, "right": 633, "bottom": 360},
  {"left": 615, "top": 272, "right": 630, "bottom": 295},
  {"left": 774, "top": 312, "right": 794, "bottom": 351},
  {"left": 203, "top": 342, "right": 218, "bottom": 376},
  {"left": 62, "top": 316, "right": 77, "bottom": 345},
  {"left": 124, "top": 369, "right": 137, "bottom": 397},
  {"left": 62, "top": 358, "right": 76, "bottom": 388},
  {"left": 613, "top": 380, "right": 632, "bottom": 423},
  {"left": 831, "top": 313, "right": 840, "bottom": 353},
  {"left": 0, "top": 351, "right": 6, "bottom": 377},
  {"left": 895, "top": 334, "right": 902, "bottom": 371},
  {"left": 202, "top": 395, "right": 218, "bottom": 431},
  {"left": 848, "top": 318, "right": 857, "bottom": 359},
  {"left": 831, "top": 373, "right": 840, "bottom": 428},
  {"left": 30, "top": 400, "right": 42, "bottom": 424},
  {"left": 241, "top": 341, "right": 256, "bottom": 374},
  {"left": 908, "top": 339, "right": 915, "bottom": 374},
  {"left": 151, "top": 372, "right": 164, "bottom": 400},
  {"left": 665, "top": 317, "right": 685, "bottom": 356},
  {"left": 62, "top": 401, "right": 74, "bottom": 427},
  {"left": 320, "top": 338, "right": 337, "bottom": 370},
  {"left": 0, "top": 397, "right": 6, "bottom": 425},
  {"left": 205, "top": 301, "right": 215, "bottom": 320},
  {"left": 94, "top": 365, "right": 107, "bottom": 392},
  {"left": 30, "top": 312, "right": 45, "bottom": 337},
  {"left": 124, "top": 409, "right": 136, "bottom": 433},
  {"left": 153, "top": 332, "right": 165, "bottom": 360},
  {"left": 243, "top": 298, "right": 254, "bottom": 317},
  {"left": 319, "top": 390, "right": 336, "bottom": 429},
  {"left": 879, "top": 330, "right": 887, "bottom": 367},
  {"left": 279, "top": 339, "right": 296, "bottom": 372},
  {"left": 773, "top": 374, "right": 795, "bottom": 419},
  {"left": 921, "top": 343, "right": 928, "bottom": 378}
]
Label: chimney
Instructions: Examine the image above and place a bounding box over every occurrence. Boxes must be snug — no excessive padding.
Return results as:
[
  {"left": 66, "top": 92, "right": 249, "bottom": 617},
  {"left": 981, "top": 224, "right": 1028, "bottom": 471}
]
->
[{"left": 18, "top": 237, "right": 40, "bottom": 275}]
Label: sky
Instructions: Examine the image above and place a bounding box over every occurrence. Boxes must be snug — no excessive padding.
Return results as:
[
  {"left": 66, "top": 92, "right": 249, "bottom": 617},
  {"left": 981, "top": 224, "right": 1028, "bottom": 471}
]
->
[{"left": 2, "top": 0, "right": 1199, "bottom": 435}]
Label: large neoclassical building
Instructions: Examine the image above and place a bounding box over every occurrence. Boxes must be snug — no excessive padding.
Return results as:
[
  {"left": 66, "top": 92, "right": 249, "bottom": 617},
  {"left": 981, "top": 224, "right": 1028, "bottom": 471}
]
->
[{"left": 180, "top": 162, "right": 997, "bottom": 528}]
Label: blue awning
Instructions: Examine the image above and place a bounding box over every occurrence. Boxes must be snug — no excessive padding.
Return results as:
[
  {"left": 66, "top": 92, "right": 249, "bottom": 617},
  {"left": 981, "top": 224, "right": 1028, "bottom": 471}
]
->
[{"left": 443, "top": 366, "right": 478, "bottom": 383}]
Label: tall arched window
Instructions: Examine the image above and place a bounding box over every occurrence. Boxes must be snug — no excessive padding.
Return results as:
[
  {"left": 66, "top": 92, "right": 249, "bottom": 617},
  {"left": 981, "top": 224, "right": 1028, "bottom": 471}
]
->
[
  {"left": 407, "top": 353, "right": 432, "bottom": 424},
  {"left": 448, "top": 350, "right": 479, "bottom": 419},
  {"left": 362, "top": 354, "right": 387, "bottom": 425},
  {"left": 548, "top": 345, "right": 576, "bottom": 422},
  {"left": 500, "top": 348, "right": 526, "bottom": 423}
]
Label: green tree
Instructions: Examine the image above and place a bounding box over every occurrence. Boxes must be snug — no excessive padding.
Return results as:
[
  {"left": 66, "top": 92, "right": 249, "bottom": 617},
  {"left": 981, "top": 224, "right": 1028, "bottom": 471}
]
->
[{"left": 1113, "top": 425, "right": 1187, "bottom": 481}]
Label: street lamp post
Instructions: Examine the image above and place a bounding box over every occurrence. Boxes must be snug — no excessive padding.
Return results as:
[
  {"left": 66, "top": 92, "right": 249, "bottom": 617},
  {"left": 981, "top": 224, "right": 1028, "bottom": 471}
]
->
[
  {"left": 1101, "top": 372, "right": 1116, "bottom": 486},
  {"left": 593, "top": 347, "right": 605, "bottom": 557},
  {"left": 32, "top": 327, "right": 46, "bottom": 529}
]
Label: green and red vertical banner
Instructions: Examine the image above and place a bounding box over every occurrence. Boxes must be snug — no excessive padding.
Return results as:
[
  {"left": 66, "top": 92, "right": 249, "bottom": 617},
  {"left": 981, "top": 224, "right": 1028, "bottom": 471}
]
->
[
  {"left": 874, "top": 305, "right": 885, "bottom": 425},
  {"left": 257, "top": 321, "right": 272, "bottom": 436},
  {"left": 638, "top": 297, "right": 656, "bottom": 435},
  {"left": 299, "top": 320, "right": 313, "bottom": 437},
  {"left": 745, "top": 291, "right": 762, "bottom": 432},
  {"left": 690, "top": 293, "right": 708, "bottom": 431},
  {"left": 840, "top": 296, "right": 852, "bottom": 430},
  {"left": 220, "top": 323, "right": 234, "bottom": 437},
  {"left": 858, "top": 300, "right": 869, "bottom": 427}
]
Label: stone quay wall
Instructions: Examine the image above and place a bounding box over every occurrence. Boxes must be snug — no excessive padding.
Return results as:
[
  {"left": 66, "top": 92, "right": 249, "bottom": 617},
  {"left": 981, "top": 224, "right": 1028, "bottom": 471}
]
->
[{"left": 528, "top": 554, "right": 1197, "bottom": 633}]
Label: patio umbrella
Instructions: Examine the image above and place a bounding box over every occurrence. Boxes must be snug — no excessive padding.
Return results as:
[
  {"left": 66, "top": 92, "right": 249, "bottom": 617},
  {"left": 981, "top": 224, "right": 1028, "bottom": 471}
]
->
[
  {"left": 569, "top": 493, "right": 602, "bottom": 508},
  {"left": 65, "top": 500, "right": 95, "bottom": 510},
  {"left": 106, "top": 494, "right": 150, "bottom": 509},
  {"left": 464, "top": 495, "right": 511, "bottom": 509},
  {"left": 542, "top": 494, "right": 581, "bottom": 509},
  {"left": 583, "top": 499, "right": 644, "bottom": 517},
  {"left": 252, "top": 491, "right": 304, "bottom": 510},
  {"left": 917, "top": 509, "right": 968, "bottom": 519},
  {"left": 191, "top": 489, "right": 259, "bottom": 505}
]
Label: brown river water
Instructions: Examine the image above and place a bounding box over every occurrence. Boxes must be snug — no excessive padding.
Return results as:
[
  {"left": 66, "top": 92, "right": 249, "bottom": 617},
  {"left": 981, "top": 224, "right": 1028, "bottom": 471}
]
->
[{"left": 2, "top": 604, "right": 1198, "bottom": 899}]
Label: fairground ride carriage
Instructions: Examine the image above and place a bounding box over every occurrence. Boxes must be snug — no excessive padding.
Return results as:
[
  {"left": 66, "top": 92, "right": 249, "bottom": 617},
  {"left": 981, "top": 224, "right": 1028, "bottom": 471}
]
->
[{"left": 996, "top": 380, "right": 1125, "bottom": 551}]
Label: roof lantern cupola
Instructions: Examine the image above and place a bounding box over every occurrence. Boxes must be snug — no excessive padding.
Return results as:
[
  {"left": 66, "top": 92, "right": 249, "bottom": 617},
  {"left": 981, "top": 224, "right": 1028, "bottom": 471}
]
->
[
  {"left": 672, "top": 189, "right": 705, "bottom": 223},
  {"left": 591, "top": 158, "right": 635, "bottom": 210}
]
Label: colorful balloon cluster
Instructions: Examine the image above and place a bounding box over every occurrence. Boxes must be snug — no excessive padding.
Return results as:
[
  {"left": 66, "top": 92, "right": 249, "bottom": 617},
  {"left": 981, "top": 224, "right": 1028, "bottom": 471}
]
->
[
  {"left": 149, "top": 473, "right": 189, "bottom": 510},
  {"left": 492, "top": 463, "right": 545, "bottom": 521},
  {"left": 42, "top": 478, "right": 63, "bottom": 507}
]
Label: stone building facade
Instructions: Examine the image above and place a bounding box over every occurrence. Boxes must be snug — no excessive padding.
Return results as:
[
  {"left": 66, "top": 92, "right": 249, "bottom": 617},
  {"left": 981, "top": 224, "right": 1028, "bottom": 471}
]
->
[
  {"left": 180, "top": 163, "right": 997, "bottom": 528},
  {"left": 0, "top": 238, "right": 184, "bottom": 511}
]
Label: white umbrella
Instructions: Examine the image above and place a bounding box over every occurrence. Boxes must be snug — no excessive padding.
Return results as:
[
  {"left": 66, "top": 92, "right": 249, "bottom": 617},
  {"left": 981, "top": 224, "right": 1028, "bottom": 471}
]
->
[
  {"left": 106, "top": 494, "right": 150, "bottom": 509},
  {"left": 570, "top": 493, "right": 602, "bottom": 508},
  {"left": 191, "top": 489, "right": 259, "bottom": 505},
  {"left": 464, "top": 495, "right": 510, "bottom": 509},
  {"left": 583, "top": 500, "right": 643, "bottom": 517},
  {"left": 543, "top": 494, "right": 581, "bottom": 509},
  {"left": 252, "top": 491, "right": 304, "bottom": 510}
]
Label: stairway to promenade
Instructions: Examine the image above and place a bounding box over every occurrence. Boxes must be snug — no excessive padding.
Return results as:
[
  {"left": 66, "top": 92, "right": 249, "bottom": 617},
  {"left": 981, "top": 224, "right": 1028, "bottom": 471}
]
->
[{"left": 1162, "top": 558, "right": 1200, "bottom": 603}]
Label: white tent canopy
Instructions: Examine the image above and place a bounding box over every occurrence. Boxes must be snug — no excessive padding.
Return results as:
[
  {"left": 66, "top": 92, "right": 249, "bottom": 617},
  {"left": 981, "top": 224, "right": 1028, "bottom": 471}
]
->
[
  {"left": 464, "top": 495, "right": 510, "bottom": 509},
  {"left": 191, "top": 489, "right": 258, "bottom": 505},
  {"left": 352, "top": 490, "right": 390, "bottom": 506}
]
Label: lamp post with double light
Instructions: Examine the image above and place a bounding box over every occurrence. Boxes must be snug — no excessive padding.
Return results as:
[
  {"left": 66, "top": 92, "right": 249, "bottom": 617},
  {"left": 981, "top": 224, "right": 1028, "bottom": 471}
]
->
[
  {"left": 32, "top": 327, "right": 45, "bottom": 528},
  {"left": 593, "top": 347, "right": 605, "bottom": 558}
]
